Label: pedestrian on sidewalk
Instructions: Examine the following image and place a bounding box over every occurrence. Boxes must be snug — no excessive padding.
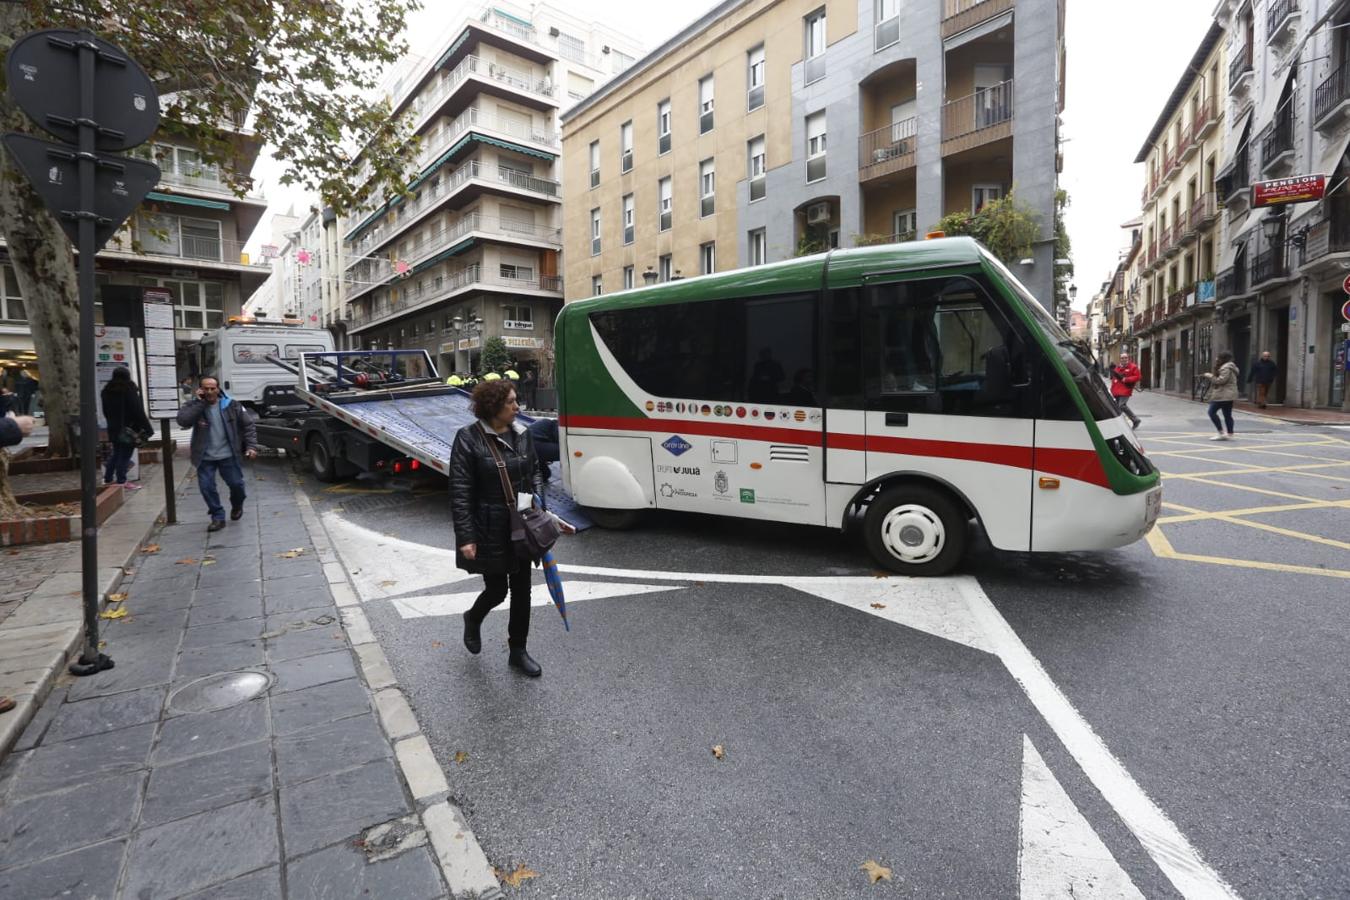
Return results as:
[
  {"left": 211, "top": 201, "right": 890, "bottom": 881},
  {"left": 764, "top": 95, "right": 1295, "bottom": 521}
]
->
[
  {"left": 0, "top": 410, "right": 34, "bottom": 715},
  {"left": 1203, "top": 351, "right": 1240, "bottom": 441},
  {"left": 101, "top": 367, "right": 154, "bottom": 490},
  {"left": 176, "top": 375, "right": 258, "bottom": 531},
  {"left": 1248, "top": 351, "right": 1278, "bottom": 408},
  {"left": 1109, "top": 353, "right": 1142, "bottom": 428},
  {"left": 450, "top": 380, "right": 573, "bottom": 678}
]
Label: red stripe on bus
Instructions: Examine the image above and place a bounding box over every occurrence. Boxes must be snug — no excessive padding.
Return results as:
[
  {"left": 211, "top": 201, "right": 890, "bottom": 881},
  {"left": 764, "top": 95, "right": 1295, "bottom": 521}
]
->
[{"left": 562, "top": 415, "right": 1109, "bottom": 488}]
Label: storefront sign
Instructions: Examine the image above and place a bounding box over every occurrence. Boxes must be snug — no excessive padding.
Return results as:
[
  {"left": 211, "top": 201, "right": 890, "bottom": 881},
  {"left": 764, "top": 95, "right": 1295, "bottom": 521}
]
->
[
  {"left": 1252, "top": 174, "right": 1326, "bottom": 208},
  {"left": 457, "top": 337, "right": 481, "bottom": 351},
  {"left": 439, "top": 342, "right": 457, "bottom": 355},
  {"left": 93, "top": 326, "right": 133, "bottom": 429},
  {"left": 502, "top": 336, "right": 544, "bottom": 350}
]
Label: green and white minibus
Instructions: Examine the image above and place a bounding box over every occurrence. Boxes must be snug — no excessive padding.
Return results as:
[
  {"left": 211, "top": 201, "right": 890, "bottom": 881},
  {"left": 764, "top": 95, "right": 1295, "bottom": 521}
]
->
[{"left": 555, "top": 237, "right": 1160, "bottom": 575}]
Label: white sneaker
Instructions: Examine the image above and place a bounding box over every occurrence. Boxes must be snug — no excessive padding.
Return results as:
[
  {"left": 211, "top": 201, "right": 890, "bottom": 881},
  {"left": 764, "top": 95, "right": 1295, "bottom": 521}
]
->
[{"left": 1209, "top": 434, "right": 1228, "bottom": 441}]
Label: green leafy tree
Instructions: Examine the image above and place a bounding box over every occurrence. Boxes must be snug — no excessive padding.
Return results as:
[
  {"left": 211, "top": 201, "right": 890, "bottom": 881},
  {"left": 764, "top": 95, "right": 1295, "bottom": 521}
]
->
[
  {"left": 1053, "top": 188, "right": 1074, "bottom": 314},
  {"left": 0, "top": 0, "right": 420, "bottom": 470},
  {"left": 933, "top": 191, "right": 1041, "bottom": 265},
  {"left": 479, "top": 336, "right": 512, "bottom": 375},
  {"left": 794, "top": 224, "right": 830, "bottom": 257}
]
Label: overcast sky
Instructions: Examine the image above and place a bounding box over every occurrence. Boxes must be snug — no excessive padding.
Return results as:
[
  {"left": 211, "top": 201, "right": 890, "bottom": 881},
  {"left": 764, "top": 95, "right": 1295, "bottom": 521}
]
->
[{"left": 250, "top": 0, "right": 1219, "bottom": 311}]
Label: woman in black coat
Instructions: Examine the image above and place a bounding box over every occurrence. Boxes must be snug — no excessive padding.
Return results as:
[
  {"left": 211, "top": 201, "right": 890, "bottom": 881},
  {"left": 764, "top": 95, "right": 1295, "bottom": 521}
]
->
[
  {"left": 100, "top": 367, "right": 153, "bottom": 488},
  {"left": 449, "top": 380, "right": 571, "bottom": 677}
]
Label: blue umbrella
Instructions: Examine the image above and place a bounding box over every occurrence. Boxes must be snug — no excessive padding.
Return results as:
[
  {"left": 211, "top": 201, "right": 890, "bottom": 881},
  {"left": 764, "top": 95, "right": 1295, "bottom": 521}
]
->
[{"left": 541, "top": 550, "right": 568, "bottom": 631}]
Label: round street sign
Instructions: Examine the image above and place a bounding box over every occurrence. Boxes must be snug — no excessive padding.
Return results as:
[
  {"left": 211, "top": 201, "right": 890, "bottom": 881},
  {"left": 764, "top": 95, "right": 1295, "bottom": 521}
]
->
[
  {"left": 1342, "top": 298, "right": 1350, "bottom": 321},
  {"left": 1343, "top": 273, "right": 1350, "bottom": 295},
  {"left": 7, "top": 29, "right": 159, "bottom": 151}
]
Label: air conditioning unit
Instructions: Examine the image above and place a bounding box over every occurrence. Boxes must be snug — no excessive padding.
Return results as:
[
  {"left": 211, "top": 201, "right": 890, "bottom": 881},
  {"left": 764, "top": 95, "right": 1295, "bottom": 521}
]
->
[
  {"left": 602, "top": 45, "right": 611, "bottom": 54},
  {"left": 548, "top": 26, "right": 560, "bottom": 37},
  {"left": 806, "top": 202, "right": 831, "bottom": 225}
]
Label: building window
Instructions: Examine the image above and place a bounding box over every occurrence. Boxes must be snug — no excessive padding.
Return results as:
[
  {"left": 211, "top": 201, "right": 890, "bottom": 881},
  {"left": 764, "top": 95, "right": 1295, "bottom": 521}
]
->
[
  {"left": 659, "top": 254, "right": 673, "bottom": 282},
  {"left": 503, "top": 304, "right": 534, "bottom": 328},
  {"left": 592, "top": 275, "right": 603, "bottom": 296},
  {"left": 137, "top": 277, "right": 225, "bottom": 330},
  {"left": 700, "top": 242, "right": 716, "bottom": 275},
  {"left": 591, "top": 208, "right": 602, "bottom": 256},
  {"left": 875, "top": 0, "right": 899, "bottom": 50},
  {"left": 557, "top": 31, "right": 585, "bottom": 64},
  {"left": 612, "top": 50, "right": 635, "bottom": 73},
  {"left": 972, "top": 184, "right": 1003, "bottom": 213},
  {"left": 620, "top": 121, "right": 633, "bottom": 172},
  {"left": 804, "top": 9, "right": 827, "bottom": 84},
  {"left": 748, "top": 135, "right": 766, "bottom": 202},
  {"left": 589, "top": 140, "right": 600, "bottom": 188},
  {"left": 659, "top": 176, "right": 672, "bottom": 231},
  {"left": 747, "top": 46, "right": 766, "bottom": 111},
  {"left": 749, "top": 228, "right": 767, "bottom": 265},
  {"left": 500, "top": 264, "right": 535, "bottom": 282},
  {"left": 700, "top": 159, "right": 715, "bottom": 217},
  {"left": 0, "top": 265, "right": 26, "bottom": 322},
  {"left": 623, "top": 265, "right": 634, "bottom": 290},
  {"left": 699, "top": 75, "right": 715, "bottom": 134},
  {"left": 623, "top": 193, "right": 635, "bottom": 244},
  {"left": 893, "top": 209, "right": 916, "bottom": 240},
  {"left": 658, "top": 99, "right": 672, "bottom": 154},
  {"left": 806, "top": 112, "right": 827, "bottom": 182}
]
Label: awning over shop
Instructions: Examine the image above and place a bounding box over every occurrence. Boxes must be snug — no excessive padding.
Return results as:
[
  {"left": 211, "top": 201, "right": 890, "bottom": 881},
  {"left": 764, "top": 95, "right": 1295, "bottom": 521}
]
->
[
  {"left": 1229, "top": 207, "right": 1269, "bottom": 248},
  {"left": 145, "top": 191, "right": 230, "bottom": 211}
]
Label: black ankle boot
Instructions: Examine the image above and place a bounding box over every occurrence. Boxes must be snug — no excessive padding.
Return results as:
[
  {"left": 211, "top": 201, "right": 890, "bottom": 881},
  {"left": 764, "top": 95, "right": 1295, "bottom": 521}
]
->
[
  {"left": 508, "top": 647, "right": 541, "bottom": 677},
  {"left": 463, "top": 613, "right": 482, "bottom": 655}
]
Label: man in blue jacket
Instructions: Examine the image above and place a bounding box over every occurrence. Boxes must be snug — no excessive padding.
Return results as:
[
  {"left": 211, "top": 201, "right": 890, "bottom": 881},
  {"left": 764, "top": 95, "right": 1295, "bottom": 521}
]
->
[{"left": 177, "top": 376, "right": 259, "bottom": 531}]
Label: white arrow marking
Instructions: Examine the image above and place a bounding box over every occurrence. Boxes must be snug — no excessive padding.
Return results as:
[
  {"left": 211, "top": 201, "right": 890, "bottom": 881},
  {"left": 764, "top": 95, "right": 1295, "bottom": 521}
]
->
[
  {"left": 1019, "top": 735, "right": 1145, "bottom": 899},
  {"left": 388, "top": 580, "right": 684, "bottom": 619}
]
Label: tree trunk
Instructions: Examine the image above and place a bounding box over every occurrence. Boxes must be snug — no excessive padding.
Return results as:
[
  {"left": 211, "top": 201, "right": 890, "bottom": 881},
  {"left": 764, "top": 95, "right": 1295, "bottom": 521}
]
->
[{"left": 0, "top": 3, "right": 83, "bottom": 468}]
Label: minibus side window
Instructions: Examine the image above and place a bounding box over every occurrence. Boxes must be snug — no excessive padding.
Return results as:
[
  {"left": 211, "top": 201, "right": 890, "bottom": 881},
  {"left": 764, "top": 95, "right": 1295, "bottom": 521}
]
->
[{"left": 823, "top": 288, "right": 863, "bottom": 407}]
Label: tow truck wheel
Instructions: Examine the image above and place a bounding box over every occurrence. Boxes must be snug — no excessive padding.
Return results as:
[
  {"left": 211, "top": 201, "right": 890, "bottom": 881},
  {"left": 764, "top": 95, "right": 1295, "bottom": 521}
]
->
[
  {"left": 308, "top": 437, "right": 339, "bottom": 483},
  {"left": 583, "top": 506, "right": 642, "bottom": 530},
  {"left": 863, "top": 484, "right": 967, "bottom": 576}
]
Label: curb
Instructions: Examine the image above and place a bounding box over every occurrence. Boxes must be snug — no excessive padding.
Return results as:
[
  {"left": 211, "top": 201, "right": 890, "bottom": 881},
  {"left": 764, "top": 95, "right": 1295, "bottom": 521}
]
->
[
  {"left": 0, "top": 466, "right": 191, "bottom": 760},
  {"left": 294, "top": 488, "right": 506, "bottom": 900}
]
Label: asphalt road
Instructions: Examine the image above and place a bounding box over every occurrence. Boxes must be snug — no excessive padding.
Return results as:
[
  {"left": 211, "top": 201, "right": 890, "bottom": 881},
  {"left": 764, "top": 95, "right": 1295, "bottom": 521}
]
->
[{"left": 278, "top": 390, "right": 1349, "bottom": 898}]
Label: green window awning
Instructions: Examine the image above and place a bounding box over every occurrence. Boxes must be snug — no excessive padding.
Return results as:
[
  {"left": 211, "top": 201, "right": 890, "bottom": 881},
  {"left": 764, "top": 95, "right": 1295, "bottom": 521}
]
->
[{"left": 145, "top": 191, "right": 230, "bottom": 211}]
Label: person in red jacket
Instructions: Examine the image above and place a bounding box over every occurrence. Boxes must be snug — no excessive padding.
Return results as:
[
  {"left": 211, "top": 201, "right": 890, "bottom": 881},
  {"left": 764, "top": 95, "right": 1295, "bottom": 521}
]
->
[{"left": 1109, "top": 353, "right": 1142, "bottom": 429}]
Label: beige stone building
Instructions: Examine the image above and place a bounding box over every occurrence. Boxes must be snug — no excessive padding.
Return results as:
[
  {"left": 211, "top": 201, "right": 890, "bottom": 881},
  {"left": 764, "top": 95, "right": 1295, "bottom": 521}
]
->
[
  {"left": 1133, "top": 23, "right": 1226, "bottom": 394},
  {"left": 560, "top": 0, "right": 1066, "bottom": 306}
]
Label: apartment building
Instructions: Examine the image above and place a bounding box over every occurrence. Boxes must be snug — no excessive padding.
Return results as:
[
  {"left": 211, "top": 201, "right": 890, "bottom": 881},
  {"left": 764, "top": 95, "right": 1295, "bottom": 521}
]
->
[
  {"left": 1133, "top": 23, "right": 1225, "bottom": 393},
  {"left": 340, "top": 2, "right": 643, "bottom": 383},
  {"left": 1214, "top": 0, "right": 1350, "bottom": 408},
  {"left": 248, "top": 208, "right": 349, "bottom": 348},
  {"left": 1095, "top": 225, "right": 1141, "bottom": 368},
  {"left": 0, "top": 120, "right": 269, "bottom": 385},
  {"left": 560, "top": 0, "right": 1065, "bottom": 307}
]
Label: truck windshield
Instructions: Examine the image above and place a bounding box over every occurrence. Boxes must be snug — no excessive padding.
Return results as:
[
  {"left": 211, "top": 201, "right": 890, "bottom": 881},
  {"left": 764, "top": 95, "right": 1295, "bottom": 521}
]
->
[{"left": 981, "top": 250, "right": 1119, "bottom": 420}]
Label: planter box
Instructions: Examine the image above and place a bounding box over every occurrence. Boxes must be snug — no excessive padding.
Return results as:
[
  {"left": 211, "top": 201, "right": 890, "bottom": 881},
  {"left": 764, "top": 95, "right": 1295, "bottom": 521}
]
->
[
  {"left": 7, "top": 448, "right": 78, "bottom": 475},
  {"left": 0, "top": 484, "right": 124, "bottom": 547}
]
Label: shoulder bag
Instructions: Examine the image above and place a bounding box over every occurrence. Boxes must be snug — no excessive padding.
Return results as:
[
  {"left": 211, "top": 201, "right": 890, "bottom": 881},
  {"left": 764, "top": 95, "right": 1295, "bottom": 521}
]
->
[{"left": 481, "top": 424, "right": 559, "bottom": 562}]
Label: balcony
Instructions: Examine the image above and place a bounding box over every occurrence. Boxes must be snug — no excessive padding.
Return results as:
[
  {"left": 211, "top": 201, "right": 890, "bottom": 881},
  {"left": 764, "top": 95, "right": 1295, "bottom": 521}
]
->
[
  {"left": 1217, "top": 146, "right": 1250, "bottom": 211},
  {"left": 1250, "top": 246, "right": 1287, "bottom": 287},
  {"left": 1260, "top": 110, "right": 1295, "bottom": 176},
  {"left": 1229, "top": 47, "right": 1254, "bottom": 97},
  {"left": 942, "top": 79, "right": 1013, "bottom": 155},
  {"left": 1132, "top": 312, "right": 1144, "bottom": 332},
  {"left": 1166, "top": 290, "right": 1186, "bottom": 317},
  {"left": 1180, "top": 207, "right": 1198, "bottom": 243},
  {"left": 1215, "top": 265, "right": 1248, "bottom": 302},
  {"left": 941, "top": 0, "right": 1015, "bottom": 39},
  {"left": 155, "top": 168, "right": 265, "bottom": 203},
  {"left": 1314, "top": 61, "right": 1350, "bottom": 133},
  {"left": 1190, "top": 192, "right": 1218, "bottom": 230},
  {"left": 1145, "top": 240, "right": 1158, "bottom": 270},
  {"left": 1193, "top": 95, "right": 1220, "bottom": 142},
  {"left": 1299, "top": 212, "right": 1350, "bottom": 266},
  {"left": 415, "top": 106, "right": 558, "bottom": 172},
  {"left": 107, "top": 232, "right": 268, "bottom": 270},
  {"left": 348, "top": 264, "right": 562, "bottom": 333},
  {"left": 859, "top": 118, "right": 917, "bottom": 182},
  {"left": 1266, "top": 0, "right": 1298, "bottom": 49}
]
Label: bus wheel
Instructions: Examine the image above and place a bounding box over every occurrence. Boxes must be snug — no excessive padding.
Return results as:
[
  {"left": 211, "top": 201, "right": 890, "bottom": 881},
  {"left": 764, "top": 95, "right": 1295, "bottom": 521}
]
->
[
  {"left": 308, "top": 437, "right": 339, "bottom": 483},
  {"left": 863, "top": 485, "right": 967, "bottom": 576},
  {"left": 583, "top": 506, "right": 642, "bottom": 530}
]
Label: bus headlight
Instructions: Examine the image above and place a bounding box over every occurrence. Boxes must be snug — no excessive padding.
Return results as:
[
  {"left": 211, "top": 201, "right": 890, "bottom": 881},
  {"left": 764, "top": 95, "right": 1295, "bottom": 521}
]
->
[{"left": 1105, "top": 436, "right": 1154, "bottom": 477}]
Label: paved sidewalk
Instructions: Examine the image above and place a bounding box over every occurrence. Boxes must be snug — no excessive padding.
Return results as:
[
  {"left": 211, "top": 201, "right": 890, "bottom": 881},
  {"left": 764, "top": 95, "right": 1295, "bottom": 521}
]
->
[
  {"left": 0, "top": 466, "right": 472, "bottom": 899},
  {"left": 1142, "top": 389, "right": 1350, "bottom": 425}
]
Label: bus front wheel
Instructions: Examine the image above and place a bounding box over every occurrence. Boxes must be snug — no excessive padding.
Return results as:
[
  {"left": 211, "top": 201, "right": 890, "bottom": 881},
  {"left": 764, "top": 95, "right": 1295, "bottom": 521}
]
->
[
  {"left": 863, "top": 484, "right": 967, "bottom": 576},
  {"left": 583, "top": 506, "right": 642, "bottom": 530}
]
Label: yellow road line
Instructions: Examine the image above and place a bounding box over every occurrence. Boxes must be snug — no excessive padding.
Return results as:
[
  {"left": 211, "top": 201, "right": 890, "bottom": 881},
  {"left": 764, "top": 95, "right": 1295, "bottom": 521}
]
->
[
  {"left": 1160, "top": 474, "right": 1328, "bottom": 503},
  {"left": 1146, "top": 528, "right": 1350, "bottom": 579},
  {"left": 1156, "top": 498, "right": 1350, "bottom": 550},
  {"left": 1149, "top": 440, "right": 1342, "bottom": 458},
  {"left": 1159, "top": 461, "right": 1349, "bottom": 478},
  {"left": 1158, "top": 499, "right": 1350, "bottom": 524}
]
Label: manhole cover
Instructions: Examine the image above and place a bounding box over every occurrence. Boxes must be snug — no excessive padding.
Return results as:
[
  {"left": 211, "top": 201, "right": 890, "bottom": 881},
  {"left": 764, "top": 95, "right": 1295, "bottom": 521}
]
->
[{"left": 168, "top": 670, "right": 271, "bottom": 714}]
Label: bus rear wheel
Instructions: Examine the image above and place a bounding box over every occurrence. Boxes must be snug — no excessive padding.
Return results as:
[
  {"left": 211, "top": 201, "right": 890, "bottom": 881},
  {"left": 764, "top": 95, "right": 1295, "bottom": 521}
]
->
[
  {"left": 308, "top": 437, "right": 339, "bottom": 483},
  {"left": 583, "top": 506, "right": 642, "bottom": 530},
  {"left": 863, "top": 484, "right": 967, "bottom": 576}
]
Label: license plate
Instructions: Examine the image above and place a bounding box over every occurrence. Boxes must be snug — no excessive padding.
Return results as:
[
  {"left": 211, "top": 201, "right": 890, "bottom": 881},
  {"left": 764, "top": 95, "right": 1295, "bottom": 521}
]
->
[{"left": 1144, "top": 488, "right": 1162, "bottom": 529}]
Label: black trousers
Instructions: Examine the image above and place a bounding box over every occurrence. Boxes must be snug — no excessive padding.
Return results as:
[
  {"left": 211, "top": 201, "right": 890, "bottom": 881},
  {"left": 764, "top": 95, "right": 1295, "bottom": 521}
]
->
[{"left": 467, "top": 559, "right": 533, "bottom": 648}]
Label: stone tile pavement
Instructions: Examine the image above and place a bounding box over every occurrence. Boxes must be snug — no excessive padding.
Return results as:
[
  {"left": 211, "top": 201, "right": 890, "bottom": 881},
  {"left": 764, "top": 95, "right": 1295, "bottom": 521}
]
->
[{"left": 0, "top": 465, "right": 487, "bottom": 899}]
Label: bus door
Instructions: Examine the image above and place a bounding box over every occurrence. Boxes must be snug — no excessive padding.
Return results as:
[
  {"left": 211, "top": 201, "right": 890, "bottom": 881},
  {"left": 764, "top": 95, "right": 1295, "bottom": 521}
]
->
[{"left": 859, "top": 274, "right": 1035, "bottom": 553}]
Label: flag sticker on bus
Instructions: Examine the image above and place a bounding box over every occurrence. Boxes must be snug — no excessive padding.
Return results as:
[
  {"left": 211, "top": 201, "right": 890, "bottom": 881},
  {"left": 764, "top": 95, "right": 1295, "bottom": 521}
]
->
[{"left": 662, "top": 435, "right": 692, "bottom": 456}]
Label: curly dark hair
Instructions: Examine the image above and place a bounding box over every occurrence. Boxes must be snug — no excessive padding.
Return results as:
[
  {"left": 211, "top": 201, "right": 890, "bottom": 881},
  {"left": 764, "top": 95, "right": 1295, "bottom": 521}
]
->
[{"left": 470, "top": 379, "right": 517, "bottom": 420}]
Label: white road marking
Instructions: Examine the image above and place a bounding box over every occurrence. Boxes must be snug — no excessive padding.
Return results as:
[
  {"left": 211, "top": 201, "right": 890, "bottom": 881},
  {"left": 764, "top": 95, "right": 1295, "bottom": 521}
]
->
[
  {"left": 388, "top": 581, "right": 684, "bottom": 619},
  {"left": 322, "top": 513, "right": 1240, "bottom": 899},
  {"left": 1020, "top": 735, "right": 1144, "bottom": 899}
]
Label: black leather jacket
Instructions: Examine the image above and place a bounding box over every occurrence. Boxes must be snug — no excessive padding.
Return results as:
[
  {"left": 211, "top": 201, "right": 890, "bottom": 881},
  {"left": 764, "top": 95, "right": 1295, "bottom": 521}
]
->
[{"left": 448, "top": 420, "right": 544, "bottom": 574}]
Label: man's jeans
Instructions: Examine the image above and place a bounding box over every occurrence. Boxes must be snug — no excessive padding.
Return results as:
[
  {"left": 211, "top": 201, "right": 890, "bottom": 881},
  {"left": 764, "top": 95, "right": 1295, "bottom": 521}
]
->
[{"left": 197, "top": 456, "right": 246, "bottom": 521}]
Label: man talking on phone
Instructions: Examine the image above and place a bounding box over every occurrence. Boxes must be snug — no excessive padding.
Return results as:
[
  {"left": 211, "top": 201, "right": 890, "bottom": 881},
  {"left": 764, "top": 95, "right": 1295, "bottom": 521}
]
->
[{"left": 176, "top": 375, "right": 258, "bottom": 531}]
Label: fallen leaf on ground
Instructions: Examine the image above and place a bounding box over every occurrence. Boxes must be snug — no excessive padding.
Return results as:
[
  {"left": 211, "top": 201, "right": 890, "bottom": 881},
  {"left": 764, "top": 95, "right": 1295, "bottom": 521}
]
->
[
  {"left": 106, "top": 593, "right": 127, "bottom": 603},
  {"left": 378, "top": 580, "right": 397, "bottom": 588},
  {"left": 494, "top": 864, "right": 539, "bottom": 888},
  {"left": 99, "top": 607, "right": 128, "bottom": 620},
  {"left": 861, "top": 860, "right": 892, "bottom": 884},
  {"left": 431, "top": 640, "right": 444, "bottom": 648},
  {"left": 277, "top": 548, "right": 306, "bottom": 559},
  {"left": 711, "top": 744, "right": 725, "bottom": 760},
  {"left": 453, "top": 751, "right": 469, "bottom": 764},
  {"left": 870, "top": 603, "right": 886, "bottom": 609},
  {"left": 201, "top": 557, "right": 216, "bottom": 566},
  {"left": 141, "top": 544, "right": 160, "bottom": 554},
  {"left": 872, "top": 572, "right": 890, "bottom": 579},
  {"left": 98, "top": 641, "right": 106, "bottom": 649},
  {"left": 175, "top": 557, "right": 197, "bottom": 565}
]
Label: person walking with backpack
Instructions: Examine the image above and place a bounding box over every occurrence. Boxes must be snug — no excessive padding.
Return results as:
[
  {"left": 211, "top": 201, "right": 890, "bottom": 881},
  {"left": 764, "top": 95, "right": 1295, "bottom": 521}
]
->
[
  {"left": 100, "top": 367, "right": 154, "bottom": 489},
  {"left": 1203, "top": 351, "right": 1240, "bottom": 440},
  {"left": 1247, "top": 351, "right": 1278, "bottom": 408},
  {"left": 1109, "top": 353, "right": 1142, "bottom": 428}
]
